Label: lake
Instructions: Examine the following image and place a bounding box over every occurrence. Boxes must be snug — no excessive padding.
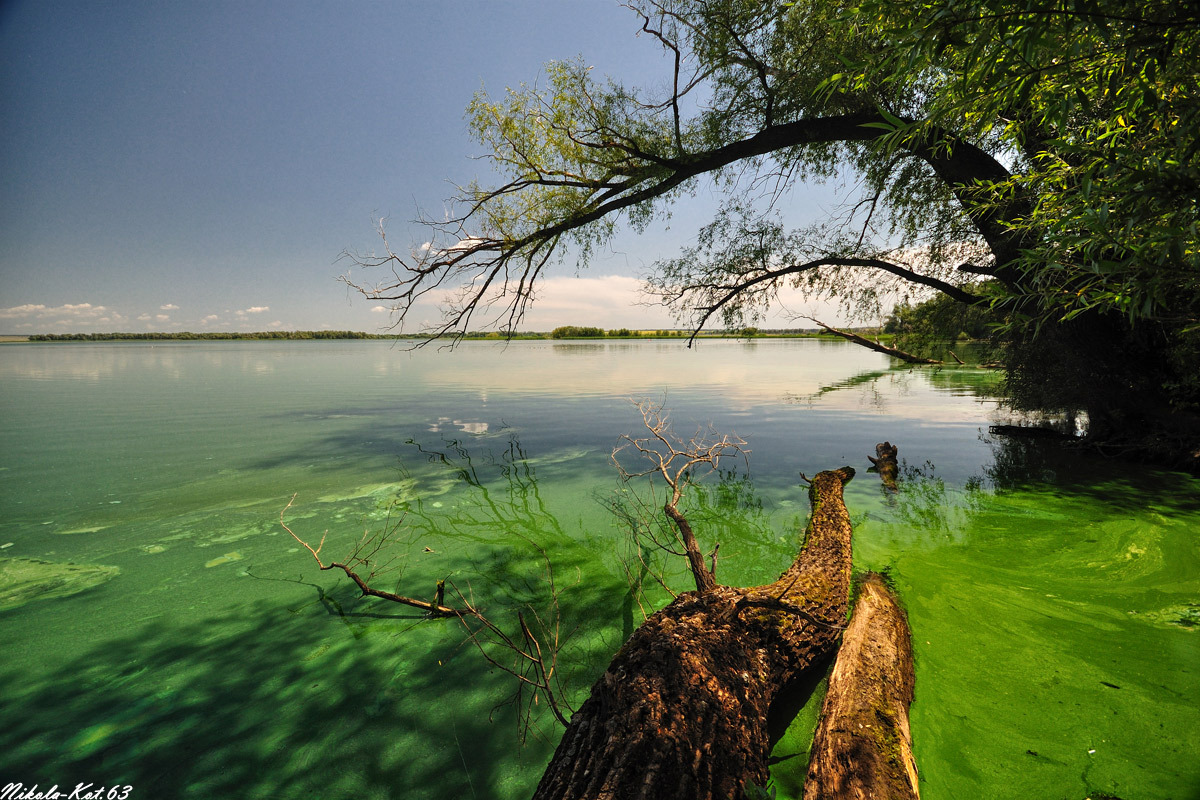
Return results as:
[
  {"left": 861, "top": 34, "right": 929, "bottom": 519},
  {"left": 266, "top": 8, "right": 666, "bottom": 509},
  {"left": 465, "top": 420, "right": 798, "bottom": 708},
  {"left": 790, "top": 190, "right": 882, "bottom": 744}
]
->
[{"left": 1, "top": 339, "right": 1197, "bottom": 799}]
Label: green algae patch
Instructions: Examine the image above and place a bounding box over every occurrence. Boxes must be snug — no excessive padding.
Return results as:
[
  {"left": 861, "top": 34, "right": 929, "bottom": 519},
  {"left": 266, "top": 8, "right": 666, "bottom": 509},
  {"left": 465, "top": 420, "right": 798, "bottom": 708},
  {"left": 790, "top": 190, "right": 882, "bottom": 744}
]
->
[
  {"left": 55, "top": 524, "right": 111, "bottom": 535},
  {"left": 1136, "top": 602, "right": 1200, "bottom": 630},
  {"left": 0, "top": 557, "right": 120, "bottom": 611},
  {"left": 204, "top": 551, "right": 244, "bottom": 568}
]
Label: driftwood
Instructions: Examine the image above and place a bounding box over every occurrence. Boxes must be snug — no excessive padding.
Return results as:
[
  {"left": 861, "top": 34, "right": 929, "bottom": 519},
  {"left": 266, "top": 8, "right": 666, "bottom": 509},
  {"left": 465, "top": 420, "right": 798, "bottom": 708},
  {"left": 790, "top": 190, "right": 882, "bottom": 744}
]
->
[
  {"left": 532, "top": 467, "right": 857, "bottom": 800},
  {"left": 804, "top": 573, "right": 920, "bottom": 800},
  {"left": 867, "top": 441, "right": 900, "bottom": 492},
  {"left": 802, "top": 317, "right": 942, "bottom": 365}
]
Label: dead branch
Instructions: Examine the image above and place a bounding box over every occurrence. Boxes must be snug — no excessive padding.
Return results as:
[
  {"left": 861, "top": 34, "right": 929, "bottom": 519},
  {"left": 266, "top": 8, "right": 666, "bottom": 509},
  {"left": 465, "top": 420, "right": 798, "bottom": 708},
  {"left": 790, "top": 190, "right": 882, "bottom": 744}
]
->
[
  {"left": 800, "top": 315, "right": 944, "bottom": 364},
  {"left": 611, "top": 399, "right": 748, "bottom": 595},
  {"left": 280, "top": 489, "right": 573, "bottom": 735},
  {"left": 280, "top": 494, "right": 466, "bottom": 618}
]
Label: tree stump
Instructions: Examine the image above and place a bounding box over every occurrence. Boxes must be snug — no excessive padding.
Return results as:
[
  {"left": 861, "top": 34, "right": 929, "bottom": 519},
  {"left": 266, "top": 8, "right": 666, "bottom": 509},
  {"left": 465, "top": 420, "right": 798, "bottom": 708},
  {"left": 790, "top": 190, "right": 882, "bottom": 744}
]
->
[{"left": 868, "top": 442, "right": 899, "bottom": 492}]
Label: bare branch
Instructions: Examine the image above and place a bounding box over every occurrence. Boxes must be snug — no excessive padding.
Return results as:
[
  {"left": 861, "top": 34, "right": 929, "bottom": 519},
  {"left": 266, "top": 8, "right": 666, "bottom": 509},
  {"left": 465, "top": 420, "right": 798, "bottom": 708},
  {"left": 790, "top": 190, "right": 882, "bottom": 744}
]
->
[
  {"left": 675, "top": 254, "right": 981, "bottom": 345},
  {"left": 280, "top": 486, "right": 575, "bottom": 735},
  {"left": 612, "top": 399, "right": 748, "bottom": 594},
  {"left": 800, "top": 315, "right": 943, "bottom": 365}
]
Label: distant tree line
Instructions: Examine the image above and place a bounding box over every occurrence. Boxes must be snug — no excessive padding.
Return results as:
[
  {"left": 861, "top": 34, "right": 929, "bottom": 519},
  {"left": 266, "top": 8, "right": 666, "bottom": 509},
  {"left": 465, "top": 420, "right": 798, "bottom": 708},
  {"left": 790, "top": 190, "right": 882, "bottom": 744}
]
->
[{"left": 25, "top": 327, "right": 847, "bottom": 343}]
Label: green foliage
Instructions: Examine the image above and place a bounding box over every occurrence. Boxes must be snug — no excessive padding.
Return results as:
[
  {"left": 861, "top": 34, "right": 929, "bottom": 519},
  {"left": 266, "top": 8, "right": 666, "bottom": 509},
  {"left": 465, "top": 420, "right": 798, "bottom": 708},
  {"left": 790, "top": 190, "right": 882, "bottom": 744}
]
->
[
  {"left": 851, "top": 0, "right": 1200, "bottom": 330},
  {"left": 884, "top": 291, "right": 998, "bottom": 357},
  {"left": 352, "top": 0, "right": 1198, "bottom": 445},
  {"left": 549, "top": 326, "right": 606, "bottom": 339}
]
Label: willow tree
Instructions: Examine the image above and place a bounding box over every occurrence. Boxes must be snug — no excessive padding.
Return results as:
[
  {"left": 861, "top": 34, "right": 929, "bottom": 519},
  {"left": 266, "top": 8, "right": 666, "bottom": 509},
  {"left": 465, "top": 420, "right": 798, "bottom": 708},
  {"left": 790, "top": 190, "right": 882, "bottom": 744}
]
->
[{"left": 348, "top": 0, "right": 1199, "bottom": 463}]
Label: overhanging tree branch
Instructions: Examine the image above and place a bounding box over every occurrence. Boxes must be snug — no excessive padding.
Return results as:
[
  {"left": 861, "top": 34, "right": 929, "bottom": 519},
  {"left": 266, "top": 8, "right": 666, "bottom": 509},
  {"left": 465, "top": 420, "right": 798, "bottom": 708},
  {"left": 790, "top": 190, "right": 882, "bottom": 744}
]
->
[
  {"left": 681, "top": 254, "right": 982, "bottom": 343},
  {"left": 801, "top": 315, "right": 944, "bottom": 364},
  {"left": 344, "top": 105, "right": 1013, "bottom": 340}
]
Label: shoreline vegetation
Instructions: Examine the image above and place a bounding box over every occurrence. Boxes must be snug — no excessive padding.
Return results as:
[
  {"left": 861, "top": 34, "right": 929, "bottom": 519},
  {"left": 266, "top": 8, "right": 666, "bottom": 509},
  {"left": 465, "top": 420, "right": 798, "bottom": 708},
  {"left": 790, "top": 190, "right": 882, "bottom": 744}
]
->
[{"left": 8, "top": 327, "right": 914, "bottom": 343}]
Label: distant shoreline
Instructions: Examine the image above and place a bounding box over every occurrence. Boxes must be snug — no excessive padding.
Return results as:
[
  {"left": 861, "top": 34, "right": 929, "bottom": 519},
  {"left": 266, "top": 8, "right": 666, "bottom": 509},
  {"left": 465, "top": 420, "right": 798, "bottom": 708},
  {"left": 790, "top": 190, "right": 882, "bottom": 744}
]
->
[{"left": 5, "top": 328, "right": 893, "bottom": 344}]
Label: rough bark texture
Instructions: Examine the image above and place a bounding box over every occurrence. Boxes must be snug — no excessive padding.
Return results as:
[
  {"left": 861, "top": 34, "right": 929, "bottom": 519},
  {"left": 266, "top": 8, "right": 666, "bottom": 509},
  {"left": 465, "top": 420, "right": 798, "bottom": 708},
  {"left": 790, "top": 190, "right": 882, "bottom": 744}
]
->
[
  {"left": 804, "top": 574, "right": 919, "bottom": 800},
  {"left": 532, "top": 467, "right": 856, "bottom": 800}
]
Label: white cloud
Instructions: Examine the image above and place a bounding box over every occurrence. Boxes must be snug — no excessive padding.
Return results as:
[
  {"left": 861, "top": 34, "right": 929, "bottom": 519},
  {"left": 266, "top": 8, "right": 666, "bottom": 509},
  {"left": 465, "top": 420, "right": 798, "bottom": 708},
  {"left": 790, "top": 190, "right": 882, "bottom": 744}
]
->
[
  {"left": 496, "top": 275, "right": 670, "bottom": 329},
  {"left": 448, "top": 237, "right": 488, "bottom": 252},
  {"left": 137, "top": 314, "right": 152, "bottom": 321},
  {"left": 0, "top": 304, "right": 48, "bottom": 318},
  {"left": 268, "top": 320, "right": 283, "bottom": 328},
  {"left": 0, "top": 302, "right": 108, "bottom": 320},
  {"left": 201, "top": 314, "right": 219, "bottom": 324},
  {"left": 160, "top": 303, "right": 179, "bottom": 311},
  {"left": 60, "top": 303, "right": 106, "bottom": 315},
  {"left": 155, "top": 314, "right": 170, "bottom": 322},
  {"left": 406, "top": 273, "right": 849, "bottom": 331},
  {"left": 370, "top": 305, "right": 388, "bottom": 313},
  {"left": 235, "top": 305, "right": 270, "bottom": 319}
]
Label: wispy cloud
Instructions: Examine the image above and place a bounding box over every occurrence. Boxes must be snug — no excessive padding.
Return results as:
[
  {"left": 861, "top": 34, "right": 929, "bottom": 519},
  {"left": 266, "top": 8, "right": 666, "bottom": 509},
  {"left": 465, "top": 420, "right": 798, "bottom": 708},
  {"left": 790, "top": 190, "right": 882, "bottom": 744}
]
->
[
  {"left": 234, "top": 305, "right": 270, "bottom": 320},
  {"left": 160, "top": 303, "right": 180, "bottom": 311},
  {"left": 0, "top": 302, "right": 109, "bottom": 320},
  {"left": 370, "top": 305, "right": 388, "bottom": 313},
  {"left": 405, "top": 274, "right": 849, "bottom": 331}
]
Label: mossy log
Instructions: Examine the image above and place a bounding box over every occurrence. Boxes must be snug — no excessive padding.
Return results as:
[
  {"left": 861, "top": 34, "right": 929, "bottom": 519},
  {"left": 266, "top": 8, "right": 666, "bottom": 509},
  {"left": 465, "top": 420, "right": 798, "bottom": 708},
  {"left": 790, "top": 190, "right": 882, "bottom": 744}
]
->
[
  {"left": 804, "top": 573, "right": 919, "bottom": 800},
  {"left": 532, "top": 467, "right": 856, "bottom": 800}
]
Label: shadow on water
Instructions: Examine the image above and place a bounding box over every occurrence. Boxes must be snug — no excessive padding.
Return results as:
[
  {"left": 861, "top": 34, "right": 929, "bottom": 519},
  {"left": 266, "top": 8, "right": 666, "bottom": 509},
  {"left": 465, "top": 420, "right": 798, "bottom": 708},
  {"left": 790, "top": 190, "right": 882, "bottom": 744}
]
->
[
  {"left": 981, "top": 432, "right": 1200, "bottom": 514},
  {"left": 1, "top": 434, "right": 634, "bottom": 800},
  {"left": 2, "top": 602, "right": 543, "bottom": 800},
  {"left": 783, "top": 361, "right": 1003, "bottom": 408},
  {"left": 0, "top": 555, "right": 624, "bottom": 800}
]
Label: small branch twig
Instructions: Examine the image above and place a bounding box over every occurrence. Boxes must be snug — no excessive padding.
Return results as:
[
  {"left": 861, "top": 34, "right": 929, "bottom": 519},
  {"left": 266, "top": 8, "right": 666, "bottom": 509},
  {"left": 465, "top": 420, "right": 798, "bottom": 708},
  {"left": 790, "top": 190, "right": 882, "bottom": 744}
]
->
[
  {"left": 612, "top": 399, "right": 748, "bottom": 595},
  {"left": 280, "top": 490, "right": 574, "bottom": 735}
]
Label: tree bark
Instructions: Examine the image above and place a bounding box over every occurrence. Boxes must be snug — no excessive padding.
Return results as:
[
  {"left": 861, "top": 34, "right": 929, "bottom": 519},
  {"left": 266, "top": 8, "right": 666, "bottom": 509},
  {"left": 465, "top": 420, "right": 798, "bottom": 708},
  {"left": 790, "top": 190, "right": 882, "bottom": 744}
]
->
[
  {"left": 804, "top": 573, "right": 919, "bottom": 800},
  {"left": 532, "top": 467, "right": 856, "bottom": 800}
]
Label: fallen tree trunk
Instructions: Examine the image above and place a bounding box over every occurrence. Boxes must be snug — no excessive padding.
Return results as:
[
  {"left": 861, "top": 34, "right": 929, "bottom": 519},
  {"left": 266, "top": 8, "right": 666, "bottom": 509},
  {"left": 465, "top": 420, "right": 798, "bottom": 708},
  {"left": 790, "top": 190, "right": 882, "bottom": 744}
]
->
[
  {"left": 532, "top": 467, "right": 857, "bottom": 800},
  {"left": 804, "top": 573, "right": 920, "bottom": 799}
]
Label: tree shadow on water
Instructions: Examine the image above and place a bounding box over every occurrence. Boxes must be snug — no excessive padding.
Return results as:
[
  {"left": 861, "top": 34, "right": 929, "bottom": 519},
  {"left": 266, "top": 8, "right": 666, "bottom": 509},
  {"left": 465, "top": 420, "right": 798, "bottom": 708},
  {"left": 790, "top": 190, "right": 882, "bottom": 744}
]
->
[
  {"left": 0, "top": 587, "right": 597, "bottom": 799},
  {"left": 0, "top": 433, "right": 632, "bottom": 799}
]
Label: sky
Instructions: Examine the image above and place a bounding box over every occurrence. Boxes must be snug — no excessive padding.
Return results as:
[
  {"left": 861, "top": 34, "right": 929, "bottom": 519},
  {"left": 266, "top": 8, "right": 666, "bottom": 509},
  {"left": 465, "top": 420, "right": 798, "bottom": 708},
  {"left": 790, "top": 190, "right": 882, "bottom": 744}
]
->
[{"left": 0, "top": 0, "right": 848, "bottom": 334}]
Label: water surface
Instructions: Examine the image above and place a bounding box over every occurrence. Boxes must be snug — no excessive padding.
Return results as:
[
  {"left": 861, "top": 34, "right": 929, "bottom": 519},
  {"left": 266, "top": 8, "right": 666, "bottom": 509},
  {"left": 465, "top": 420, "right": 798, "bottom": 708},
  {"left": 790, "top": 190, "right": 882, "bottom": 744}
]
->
[{"left": 1, "top": 340, "right": 1196, "bottom": 799}]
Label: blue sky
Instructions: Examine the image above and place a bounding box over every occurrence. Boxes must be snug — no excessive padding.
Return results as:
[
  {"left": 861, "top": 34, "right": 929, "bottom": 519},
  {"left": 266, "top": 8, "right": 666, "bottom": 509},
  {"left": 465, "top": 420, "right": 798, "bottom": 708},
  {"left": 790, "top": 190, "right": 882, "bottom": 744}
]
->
[{"left": 1, "top": 1, "right": 843, "bottom": 334}]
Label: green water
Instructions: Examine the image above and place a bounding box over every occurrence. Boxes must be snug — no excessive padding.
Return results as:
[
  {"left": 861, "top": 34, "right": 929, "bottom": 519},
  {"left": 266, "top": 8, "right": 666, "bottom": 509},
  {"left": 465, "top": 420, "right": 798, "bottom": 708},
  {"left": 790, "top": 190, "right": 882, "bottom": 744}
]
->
[{"left": 0, "top": 340, "right": 1195, "bottom": 799}]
